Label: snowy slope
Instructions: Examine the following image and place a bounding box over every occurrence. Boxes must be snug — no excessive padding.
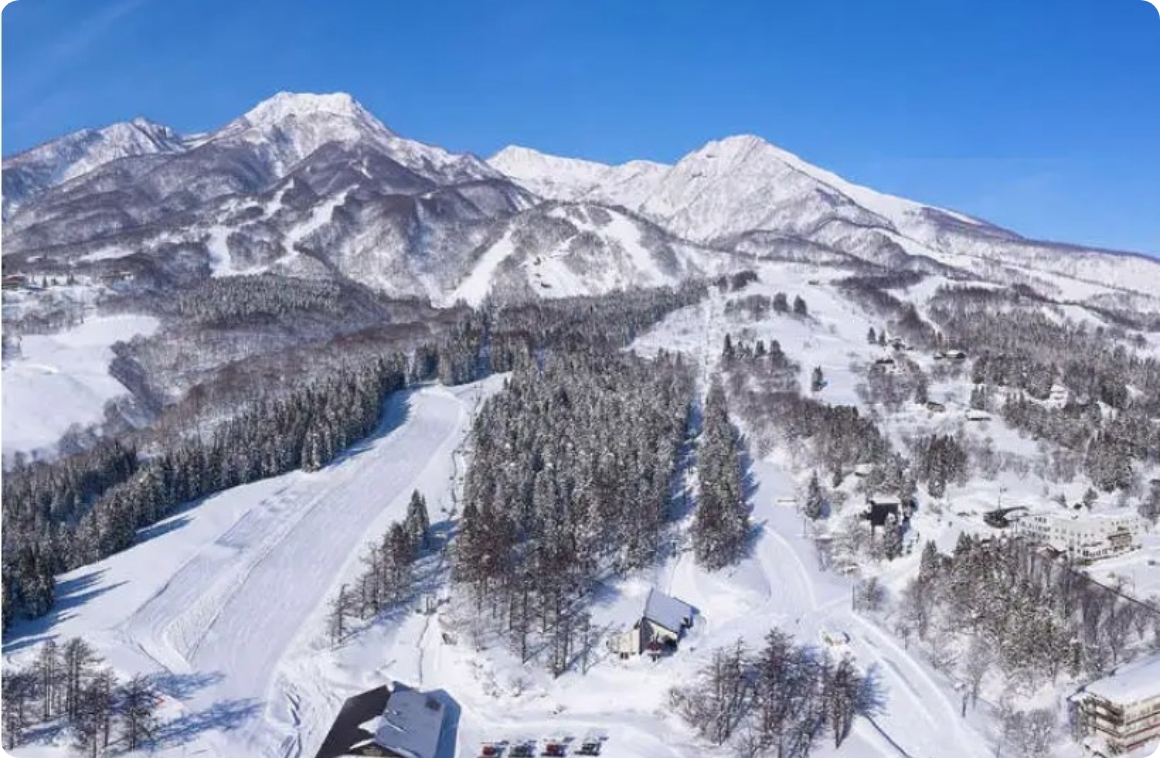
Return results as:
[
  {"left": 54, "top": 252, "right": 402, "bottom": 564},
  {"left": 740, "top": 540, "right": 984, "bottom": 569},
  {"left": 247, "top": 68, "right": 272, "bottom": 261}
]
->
[
  {"left": 2, "top": 380, "right": 498, "bottom": 758},
  {"left": 1, "top": 314, "right": 159, "bottom": 458},
  {"left": 444, "top": 203, "right": 723, "bottom": 306}
]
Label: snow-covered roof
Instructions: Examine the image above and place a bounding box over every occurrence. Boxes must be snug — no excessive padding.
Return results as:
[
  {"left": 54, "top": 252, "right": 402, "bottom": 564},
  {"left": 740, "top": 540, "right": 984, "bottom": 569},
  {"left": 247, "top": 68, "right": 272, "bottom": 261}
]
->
[
  {"left": 643, "top": 589, "right": 694, "bottom": 633},
  {"left": 869, "top": 494, "right": 902, "bottom": 506},
  {"left": 374, "top": 688, "right": 446, "bottom": 758},
  {"left": 1083, "top": 653, "right": 1160, "bottom": 704}
]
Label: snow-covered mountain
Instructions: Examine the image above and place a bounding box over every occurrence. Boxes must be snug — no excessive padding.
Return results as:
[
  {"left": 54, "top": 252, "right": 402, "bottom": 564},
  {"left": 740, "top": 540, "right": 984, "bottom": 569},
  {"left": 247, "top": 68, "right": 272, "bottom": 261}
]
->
[
  {"left": 2, "top": 118, "right": 187, "bottom": 219},
  {"left": 5, "top": 90, "right": 1160, "bottom": 313},
  {"left": 488, "top": 135, "right": 1160, "bottom": 304}
]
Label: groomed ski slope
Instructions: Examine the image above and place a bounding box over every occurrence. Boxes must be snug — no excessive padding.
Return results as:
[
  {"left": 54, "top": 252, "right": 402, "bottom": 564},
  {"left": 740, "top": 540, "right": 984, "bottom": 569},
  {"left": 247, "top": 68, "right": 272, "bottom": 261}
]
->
[{"left": 4, "top": 379, "right": 501, "bottom": 758}]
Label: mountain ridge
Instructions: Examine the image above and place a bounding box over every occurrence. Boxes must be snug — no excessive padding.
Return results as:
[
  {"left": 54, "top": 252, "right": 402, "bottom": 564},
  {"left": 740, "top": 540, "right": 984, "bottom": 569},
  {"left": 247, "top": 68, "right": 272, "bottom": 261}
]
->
[{"left": 4, "top": 90, "right": 1160, "bottom": 311}]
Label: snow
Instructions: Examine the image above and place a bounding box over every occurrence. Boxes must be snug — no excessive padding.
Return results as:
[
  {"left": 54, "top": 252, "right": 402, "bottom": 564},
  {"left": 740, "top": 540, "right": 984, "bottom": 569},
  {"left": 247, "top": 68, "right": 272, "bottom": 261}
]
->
[
  {"left": 488, "top": 146, "right": 668, "bottom": 205},
  {"left": 204, "top": 225, "right": 235, "bottom": 277},
  {"left": 3, "top": 378, "right": 502, "bottom": 757},
  {"left": 447, "top": 230, "right": 516, "bottom": 306},
  {"left": 3, "top": 118, "right": 186, "bottom": 217},
  {"left": 8, "top": 254, "right": 1158, "bottom": 758},
  {"left": 1, "top": 314, "right": 159, "bottom": 457},
  {"left": 1081, "top": 652, "right": 1160, "bottom": 704},
  {"left": 77, "top": 245, "right": 136, "bottom": 263},
  {"left": 641, "top": 589, "right": 693, "bottom": 634},
  {"left": 271, "top": 189, "right": 353, "bottom": 270},
  {"left": 373, "top": 688, "right": 445, "bottom": 758}
]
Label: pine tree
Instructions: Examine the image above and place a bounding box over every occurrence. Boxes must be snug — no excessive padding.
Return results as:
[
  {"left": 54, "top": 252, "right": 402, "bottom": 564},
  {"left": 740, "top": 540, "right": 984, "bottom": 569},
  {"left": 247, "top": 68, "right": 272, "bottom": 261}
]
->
[
  {"left": 811, "top": 367, "right": 825, "bottom": 393},
  {"left": 793, "top": 296, "right": 808, "bottom": 317},
  {"left": 405, "top": 490, "right": 431, "bottom": 552},
  {"left": 693, "top": 379, "right": 750, "bottom": 570},
  {"left": 804, "top": 472, "right": 825, "bottom": 521}
]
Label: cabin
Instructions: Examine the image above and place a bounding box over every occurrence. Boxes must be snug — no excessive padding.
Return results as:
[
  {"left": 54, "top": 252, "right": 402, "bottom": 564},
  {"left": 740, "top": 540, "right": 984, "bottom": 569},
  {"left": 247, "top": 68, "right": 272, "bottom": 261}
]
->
[
  {"left": 2, "top": 274, "right": 28, "bottom": 290},
  {"left": 945, "top": 350, "right": 967, "bottom": 361},
  {"left": 965, "top": 409, "right": 992, "bottom": 422},
  {"left": 865, "top": 494, "right": 902, "bottom": 529},
  {"left": 853, "top": 463, "right": 874, "bottom": 478},
  {"left": 315, "top": 684, "right": 450, "bottom": 758},
  {"left": 925, "top": 401, "right": 947, "bottom": 414},
  {"left": 609, "top": 589, "right": 695, "bottom": 659}
]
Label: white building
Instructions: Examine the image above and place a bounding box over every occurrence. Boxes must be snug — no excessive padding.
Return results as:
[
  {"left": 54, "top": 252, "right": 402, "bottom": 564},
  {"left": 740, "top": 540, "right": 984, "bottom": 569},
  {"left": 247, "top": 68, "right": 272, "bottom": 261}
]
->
[
  {"left": 1016, "top": 510, "right": 1145, "bottom": 561},
  {"left": 1071, "top": 652, "right": 1160, "bottom": 756}
]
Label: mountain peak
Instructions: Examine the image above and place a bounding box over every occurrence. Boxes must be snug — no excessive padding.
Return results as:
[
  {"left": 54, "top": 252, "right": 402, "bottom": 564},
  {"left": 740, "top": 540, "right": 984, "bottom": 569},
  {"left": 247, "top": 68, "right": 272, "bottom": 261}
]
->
[{"left": 238, "top": 91, "right": 378, "bottom": 129}]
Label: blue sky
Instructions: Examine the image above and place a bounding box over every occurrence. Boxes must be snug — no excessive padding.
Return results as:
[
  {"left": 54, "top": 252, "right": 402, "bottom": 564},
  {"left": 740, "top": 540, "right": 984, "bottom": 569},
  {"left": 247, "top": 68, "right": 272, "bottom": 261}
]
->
[{"left": 3, "top": 0, "right": 1159, "bottom": 255}]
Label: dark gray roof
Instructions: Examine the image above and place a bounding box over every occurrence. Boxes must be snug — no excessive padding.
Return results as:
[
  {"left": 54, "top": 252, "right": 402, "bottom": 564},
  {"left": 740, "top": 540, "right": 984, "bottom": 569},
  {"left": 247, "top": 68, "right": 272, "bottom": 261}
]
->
[
  {"left": 314, "top": 685, "right": 391, "bottom": 758},
  {"left": 374, "top": 687, "right": 445, "bottom": 758},
  {"left": 643, "top": 589, "right": 694, "bottom": 633}
]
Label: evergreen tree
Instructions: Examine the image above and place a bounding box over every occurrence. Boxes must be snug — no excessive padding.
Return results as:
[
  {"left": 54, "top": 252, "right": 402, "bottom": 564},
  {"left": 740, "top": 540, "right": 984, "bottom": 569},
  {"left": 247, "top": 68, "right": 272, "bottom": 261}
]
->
[
  {"left": 810, "top": 366, "right": 825, "bottom": 393},
  {"left": 405, "top": 490, "right": 431, "bottom": 552},
  {"left": 804, "top": 472, "right": 826, "bottom": 521},
  {"left": 693, "top": 379, "right": 750, "bottom": 570}
]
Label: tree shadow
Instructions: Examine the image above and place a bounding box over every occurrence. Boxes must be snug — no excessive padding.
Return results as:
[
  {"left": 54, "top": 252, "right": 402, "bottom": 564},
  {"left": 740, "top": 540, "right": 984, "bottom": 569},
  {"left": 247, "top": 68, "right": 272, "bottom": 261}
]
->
[
  {"left": 2, "top": 569, "right": 125, "bottom": 653},
  {"left": 152, "top": 670, "right": 226, "bottom": 700},
  {"left": 332, "top": 389, "right": 416, "bottom": 463},
  {"left": 136, "top": 514, "right": 193, "bottom": 544},
  {"left": 154, "top": 697, "right": 261, "bottom": 748}
]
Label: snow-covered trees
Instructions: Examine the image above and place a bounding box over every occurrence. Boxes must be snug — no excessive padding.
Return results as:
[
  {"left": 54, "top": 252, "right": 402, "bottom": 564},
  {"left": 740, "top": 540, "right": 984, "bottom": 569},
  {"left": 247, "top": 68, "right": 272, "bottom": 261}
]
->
[
  {"left": 810, "top": 367, "right": 825, "bottom": 393},
  {"left": 1, "top": 638, "right": 158, "bottom": 755},
  {"left": 693, "top": 378, "right": 750, "bottom": 570},
  {"left": 405, "top": 490, "right": 431, "bottom": 552},
  {"left": 670, "top": 629, "right": 882, "bottom": 758},
  {"left": 454, "top": 347, "right": 693, "bottom": 671},
  {"left": 898, "top": 536, "right": 1157, "bottom": 695},
  {"left": 670, "top": 641, "right": 751, "bottom": 745},
  {"left": 118, "top": 674, "right": 159, "bottom": 752},
  {"left": 326, "top": 513, "right": 424, "bottom": 645},
  {"left": 930, "top": 285, "right": 1160, "bottom": 496},
  {"left": 913, "top": 434, "right": 968, "bottom": 498},
  {"left": 804, "top": 472, "right": 826, "bottom": 521},
  {"left": 1, "top": 667, "right": 36, "bottom": 749}
]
